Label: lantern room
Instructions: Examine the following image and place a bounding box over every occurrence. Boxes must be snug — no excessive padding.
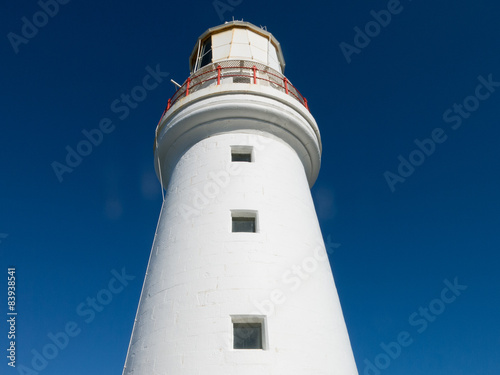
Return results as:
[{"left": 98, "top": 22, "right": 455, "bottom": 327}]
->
[{"left": 189, "top": 21, "right": 285, "bottom": 74}]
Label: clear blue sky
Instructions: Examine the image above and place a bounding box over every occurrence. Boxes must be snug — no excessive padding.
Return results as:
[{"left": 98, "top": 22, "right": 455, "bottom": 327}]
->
[{"left": 1, "top": 0, "right": 499, "bottom": 374}]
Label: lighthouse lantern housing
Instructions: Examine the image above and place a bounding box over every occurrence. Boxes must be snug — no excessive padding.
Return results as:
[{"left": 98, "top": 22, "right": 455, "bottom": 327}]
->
[{"left": 190, "top": 21, "right": 285, "bottom": 74}]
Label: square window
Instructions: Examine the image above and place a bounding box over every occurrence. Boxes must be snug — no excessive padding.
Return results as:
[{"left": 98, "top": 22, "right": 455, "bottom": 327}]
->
[
  {"left": 232, "top": 217, "right": 255, "bottom": 233},
  {"left": 233, "top": 323, "right": 262, "bottom": 349},
  {"left": 231, "top": 146, "right": 253, "bottom": 162},
  {"left": 231, "top": 315, "right": 267, "bottom": 350}
]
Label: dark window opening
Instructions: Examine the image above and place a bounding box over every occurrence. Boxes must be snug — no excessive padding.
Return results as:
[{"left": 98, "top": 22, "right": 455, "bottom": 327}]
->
[
  {"left": 232, "top": 152, "right": 251, "bottom": 162},
  {"left": 233, "top": 76, "right": 251, "bottom": 84},
  {"left": 232, "top": 217, "right": 255, "bottom": 233},
  {"left": 233, "top": 322, "right": 262, "bottom": 349},
  {"left": 199, "top": 38, "right": 212, "bottom": 68},
  {"left": 231, "top": 146, "right": 253, "bottom": 162}
]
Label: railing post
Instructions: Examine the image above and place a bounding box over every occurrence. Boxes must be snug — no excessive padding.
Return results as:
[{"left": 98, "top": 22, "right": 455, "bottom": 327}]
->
[
  {"left": 186, "top": 78, "right": 191, "bottom": 96},
  {"left": 283, "top": 77, "right": 289, "bottom": 94},
  {"left": 304, "top": 98, "right": 309, "bottom": 111},
  {"left": 167, "top": 98, "right": 171, "bottom": 111},
  {"left": 217, "top": 65, "right": 221, "bottom": 85},
  {"left": 253, "top": 66, "right": 257, "bottom": 84}
]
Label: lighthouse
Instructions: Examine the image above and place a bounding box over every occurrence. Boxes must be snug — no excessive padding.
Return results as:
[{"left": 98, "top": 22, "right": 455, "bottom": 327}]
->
[{"left": 122, "top": 21, "right": 358, "bottom": 374}]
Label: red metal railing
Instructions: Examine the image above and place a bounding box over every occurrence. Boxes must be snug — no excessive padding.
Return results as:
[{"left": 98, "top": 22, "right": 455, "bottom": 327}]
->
[{"left": 157, "top": 60, "right": 309, "bottom": 123}]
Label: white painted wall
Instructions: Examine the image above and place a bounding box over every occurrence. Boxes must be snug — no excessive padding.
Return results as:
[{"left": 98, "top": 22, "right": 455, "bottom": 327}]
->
[{"left": 123, "top": 129, "right": 358, "bottom": 374}]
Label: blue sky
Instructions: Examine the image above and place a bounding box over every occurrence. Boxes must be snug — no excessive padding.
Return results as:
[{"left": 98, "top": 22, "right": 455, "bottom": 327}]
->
[{"left": 1, "top": 0, "right": 499, "bottom": 374}]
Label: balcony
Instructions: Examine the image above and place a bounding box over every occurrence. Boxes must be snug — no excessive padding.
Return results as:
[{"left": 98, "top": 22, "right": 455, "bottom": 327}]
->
[{"left": 157, "top": 60, "right": 309, "bottom": 123}]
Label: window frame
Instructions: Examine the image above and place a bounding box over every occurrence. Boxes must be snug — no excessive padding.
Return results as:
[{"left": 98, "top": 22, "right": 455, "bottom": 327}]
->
[
  {"left": 231, "top": 145, "right": 253, "bottom": 163},
  {"left": 231, "top": 315, "right": 268, "bottom": 350},
  {"left": 231, "top": 210, "right": 258, "bottom": 233},
  {"left": 199, "top": 37, "right": 212, "bottom": 68}
]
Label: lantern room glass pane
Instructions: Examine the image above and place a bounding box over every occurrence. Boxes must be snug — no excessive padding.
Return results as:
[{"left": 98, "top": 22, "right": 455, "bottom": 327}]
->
[{"left": 199, "top": 38, "right": 212, "bottom": 68}]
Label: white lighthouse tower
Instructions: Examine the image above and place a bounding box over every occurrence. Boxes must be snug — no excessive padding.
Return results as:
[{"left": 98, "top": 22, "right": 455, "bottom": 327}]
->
[{"left": 122, "top": 21, "right": 358, "bottom": 375}]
